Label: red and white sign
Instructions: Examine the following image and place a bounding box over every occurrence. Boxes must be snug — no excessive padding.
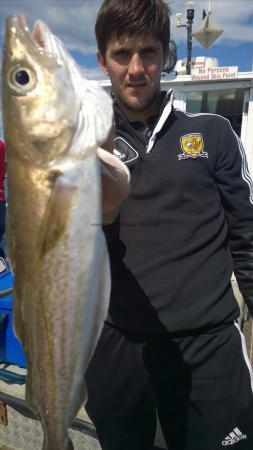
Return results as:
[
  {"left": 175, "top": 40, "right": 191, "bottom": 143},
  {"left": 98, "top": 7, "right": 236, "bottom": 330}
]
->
[{"left": 191, "top": 66, "right": 238, "bottom": 81}]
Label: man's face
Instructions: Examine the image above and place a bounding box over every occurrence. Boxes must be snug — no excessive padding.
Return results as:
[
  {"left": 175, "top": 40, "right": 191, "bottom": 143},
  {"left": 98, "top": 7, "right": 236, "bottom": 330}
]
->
[{"left": 98, "top": 33, "right": 168, "bottom": 122}]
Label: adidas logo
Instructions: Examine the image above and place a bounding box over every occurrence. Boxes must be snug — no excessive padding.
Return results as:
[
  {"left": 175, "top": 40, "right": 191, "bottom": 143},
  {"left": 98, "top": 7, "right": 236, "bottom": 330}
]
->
[
  {"left": 113, "top": 149, "right": 125, "bottom": 160},
  {"left": 222, "top": 427, "right": 247, "bottom": 446}
]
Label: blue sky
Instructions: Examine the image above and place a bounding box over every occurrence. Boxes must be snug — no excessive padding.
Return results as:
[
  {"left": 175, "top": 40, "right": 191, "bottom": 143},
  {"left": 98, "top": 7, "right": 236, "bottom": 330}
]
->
[
  {"left": 0, "top": 0, "right": 253, "bottom": 136},
  {"left": 1, "top": 0, "right": 253, "bottom": 75}
]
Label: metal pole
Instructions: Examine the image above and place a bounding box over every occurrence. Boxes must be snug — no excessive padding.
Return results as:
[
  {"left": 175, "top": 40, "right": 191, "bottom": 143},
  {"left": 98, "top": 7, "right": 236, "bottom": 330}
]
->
[
  {"left": 186, "top": 21, "right": 192, "bottom": 74},
  {"left": 186, "top": 7, "right": 194, "bottom": 75}
]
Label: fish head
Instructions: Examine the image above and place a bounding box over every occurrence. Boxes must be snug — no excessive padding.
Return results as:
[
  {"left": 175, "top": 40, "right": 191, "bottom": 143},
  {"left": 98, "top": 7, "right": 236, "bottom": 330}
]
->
[{"left": 2, "top": 15, "right": 81, "bottom": 167}]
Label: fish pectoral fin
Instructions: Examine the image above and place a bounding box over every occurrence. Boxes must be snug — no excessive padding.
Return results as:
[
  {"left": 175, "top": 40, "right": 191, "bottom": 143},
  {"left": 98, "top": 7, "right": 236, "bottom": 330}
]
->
[
  {"left": 13, "top": 300, "right": 25, "bottom": 344},
  {"left": 38, "top": 171, "right": 78, "bottom": 256}
]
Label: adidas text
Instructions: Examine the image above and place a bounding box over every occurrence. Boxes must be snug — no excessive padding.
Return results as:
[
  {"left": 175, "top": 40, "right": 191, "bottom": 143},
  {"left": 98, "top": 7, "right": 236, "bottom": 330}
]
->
[{"left": 222, "top": 427, "right": 247, "bottom": 446}]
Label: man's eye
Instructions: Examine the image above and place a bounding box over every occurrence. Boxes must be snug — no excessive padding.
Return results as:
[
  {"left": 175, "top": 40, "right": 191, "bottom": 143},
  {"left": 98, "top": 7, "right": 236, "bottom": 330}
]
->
[
  {"left": 115, "top": 51, "right": 129, "bottom": 58},
  {"left": 142, "top": 49, "right": 156, "bottom": 56}
]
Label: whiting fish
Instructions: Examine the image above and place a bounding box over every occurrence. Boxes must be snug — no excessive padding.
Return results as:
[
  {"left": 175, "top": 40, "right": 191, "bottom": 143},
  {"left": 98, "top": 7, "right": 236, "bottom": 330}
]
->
[{"left": 1, "top": 15, "right": 129, "bottom": 450}]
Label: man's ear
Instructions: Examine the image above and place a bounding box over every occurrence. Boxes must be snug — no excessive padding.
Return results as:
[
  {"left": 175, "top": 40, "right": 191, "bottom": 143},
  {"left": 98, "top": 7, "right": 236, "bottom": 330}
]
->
[
  {"left": 163, "top": 47, "right": 170, "bottom": 67},
  {"left": 97, "top": 51, "right": 109, "bottom": 77}
]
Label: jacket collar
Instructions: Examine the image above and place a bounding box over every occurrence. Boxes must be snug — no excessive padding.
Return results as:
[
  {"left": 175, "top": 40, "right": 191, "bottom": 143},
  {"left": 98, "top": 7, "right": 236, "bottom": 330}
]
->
[{"left": 113, "top": 89, "right": 174, "bottom": 153}]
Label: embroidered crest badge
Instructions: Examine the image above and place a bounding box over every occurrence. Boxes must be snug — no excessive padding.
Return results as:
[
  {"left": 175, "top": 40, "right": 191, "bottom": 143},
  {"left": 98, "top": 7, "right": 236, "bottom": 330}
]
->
[{"left": 178, "top": 133, "right": 208, "bottom": 160}]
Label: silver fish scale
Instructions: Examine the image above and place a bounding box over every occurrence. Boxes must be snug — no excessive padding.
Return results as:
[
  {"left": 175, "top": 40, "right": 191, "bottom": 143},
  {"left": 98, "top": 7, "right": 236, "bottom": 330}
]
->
[{"left": 0, "top": 405, "right": 101, "bottom": 450}]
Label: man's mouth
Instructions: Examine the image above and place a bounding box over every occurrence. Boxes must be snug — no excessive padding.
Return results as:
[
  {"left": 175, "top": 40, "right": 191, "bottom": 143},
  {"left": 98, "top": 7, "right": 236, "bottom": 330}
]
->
[{"left": 127, "top": 82, "right": 146, "bottom": 89}]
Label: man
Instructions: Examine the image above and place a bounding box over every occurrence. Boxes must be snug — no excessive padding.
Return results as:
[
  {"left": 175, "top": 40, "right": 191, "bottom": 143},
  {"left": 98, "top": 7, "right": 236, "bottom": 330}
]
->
[
  {"left": 0, "top": 139, "right": 6, "bottom": 259},
  {"left": 86, "top": 1, "right": 253, "bottom": 449}
]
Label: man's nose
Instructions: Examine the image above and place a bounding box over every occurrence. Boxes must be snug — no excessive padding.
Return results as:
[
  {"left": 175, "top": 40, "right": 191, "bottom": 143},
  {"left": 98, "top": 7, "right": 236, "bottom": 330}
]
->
[{"left": 128, "top": 53, "right": 145, "bottom": 76}]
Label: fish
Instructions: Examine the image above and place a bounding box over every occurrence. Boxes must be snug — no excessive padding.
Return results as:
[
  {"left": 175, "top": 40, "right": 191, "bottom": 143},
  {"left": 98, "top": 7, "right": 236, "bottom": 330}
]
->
[{"left": 1, "top": 15, "right": 129, "bottom": 450}]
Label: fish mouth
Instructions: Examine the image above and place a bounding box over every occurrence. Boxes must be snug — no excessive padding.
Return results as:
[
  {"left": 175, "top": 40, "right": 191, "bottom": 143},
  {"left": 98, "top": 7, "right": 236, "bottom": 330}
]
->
[
  {"left": 32, "top": 20, "right": 49, "bottom": 49},
  {"left": 9, "top": 15, "right": 53, "bottom": 54}
]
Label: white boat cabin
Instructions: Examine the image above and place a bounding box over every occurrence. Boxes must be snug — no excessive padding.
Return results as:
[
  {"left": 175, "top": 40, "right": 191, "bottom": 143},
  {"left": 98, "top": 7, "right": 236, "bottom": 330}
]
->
[{"left": 101, "top": 62, "right": 253, "bottom": 176}]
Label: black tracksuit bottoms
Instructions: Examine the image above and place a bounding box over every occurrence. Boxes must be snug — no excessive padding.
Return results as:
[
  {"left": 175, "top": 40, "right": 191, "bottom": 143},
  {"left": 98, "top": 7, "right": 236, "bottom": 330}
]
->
[{"left": 85, "top": 321, "right": 253, "bottom": 450}]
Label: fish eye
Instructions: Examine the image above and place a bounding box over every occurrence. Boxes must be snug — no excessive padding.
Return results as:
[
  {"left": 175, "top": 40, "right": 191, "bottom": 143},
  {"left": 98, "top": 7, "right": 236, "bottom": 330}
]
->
[
  {"left": 14, "top": 69, "right": 30, "bottom": 86},
  {"left": 8, "top": 66, "right": 36, "bottom": 93}
]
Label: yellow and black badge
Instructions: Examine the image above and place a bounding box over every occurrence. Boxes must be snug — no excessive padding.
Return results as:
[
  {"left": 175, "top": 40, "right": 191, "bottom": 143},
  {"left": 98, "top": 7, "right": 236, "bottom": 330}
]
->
[{"left": 178, "top": 133, "right": 208, "bottom": 160}]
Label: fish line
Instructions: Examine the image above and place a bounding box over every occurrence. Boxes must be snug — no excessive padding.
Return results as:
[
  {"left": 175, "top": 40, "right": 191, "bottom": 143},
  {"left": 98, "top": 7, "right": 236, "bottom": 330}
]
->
[{"left": 37, "top": 280, "right": 58, "bottom": 426}]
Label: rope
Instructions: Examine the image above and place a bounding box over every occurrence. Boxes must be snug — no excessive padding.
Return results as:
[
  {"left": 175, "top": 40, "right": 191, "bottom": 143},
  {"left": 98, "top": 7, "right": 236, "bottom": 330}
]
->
[{"left": 0, "top": 288, "right": 13, "bottom": 298}]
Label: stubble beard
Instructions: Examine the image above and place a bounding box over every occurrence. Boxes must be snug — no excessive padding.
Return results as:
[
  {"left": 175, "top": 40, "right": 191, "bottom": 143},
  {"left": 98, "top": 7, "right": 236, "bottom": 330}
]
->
[{"left": 118, "top": 87, "right": 161, "bottom": 114}]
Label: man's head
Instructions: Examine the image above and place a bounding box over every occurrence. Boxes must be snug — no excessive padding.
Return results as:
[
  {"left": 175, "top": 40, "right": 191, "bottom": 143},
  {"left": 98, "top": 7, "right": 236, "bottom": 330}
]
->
[
  {"left": 95, "top": 0, "right": 171, "bottom": 56},
  {"left": 95, "top": 0, "right": 171, "bottom": 122}
]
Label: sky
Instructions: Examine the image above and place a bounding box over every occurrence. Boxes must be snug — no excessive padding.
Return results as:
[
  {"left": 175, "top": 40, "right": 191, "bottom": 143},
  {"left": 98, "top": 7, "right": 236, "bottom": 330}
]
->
[{"left": 0, "top": 0, "right": 253, "bottom": 137}]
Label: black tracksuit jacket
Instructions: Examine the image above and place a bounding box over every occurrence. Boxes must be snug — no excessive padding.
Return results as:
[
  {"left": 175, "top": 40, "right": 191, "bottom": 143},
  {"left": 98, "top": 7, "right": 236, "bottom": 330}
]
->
[{"left": 104, "top": 90, "right": 253, "bottom": 334}]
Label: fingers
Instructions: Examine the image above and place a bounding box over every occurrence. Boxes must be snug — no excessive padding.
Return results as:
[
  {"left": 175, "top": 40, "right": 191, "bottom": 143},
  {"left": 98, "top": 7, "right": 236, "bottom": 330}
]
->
[{"left": 97, "top": 147, "right": 131, "bottom": 224}]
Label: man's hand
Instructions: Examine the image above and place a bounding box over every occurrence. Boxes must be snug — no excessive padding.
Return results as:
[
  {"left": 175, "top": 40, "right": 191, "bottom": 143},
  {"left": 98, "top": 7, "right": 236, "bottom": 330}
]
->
[{"left": 98, "top": 127, "right": 130, "bottom": 224}]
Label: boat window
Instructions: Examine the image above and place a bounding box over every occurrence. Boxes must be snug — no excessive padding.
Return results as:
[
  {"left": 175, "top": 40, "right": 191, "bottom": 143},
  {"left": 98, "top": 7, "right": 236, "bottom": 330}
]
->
[{"left": 186, "top": 88, "right": 246, "bottom": 137}]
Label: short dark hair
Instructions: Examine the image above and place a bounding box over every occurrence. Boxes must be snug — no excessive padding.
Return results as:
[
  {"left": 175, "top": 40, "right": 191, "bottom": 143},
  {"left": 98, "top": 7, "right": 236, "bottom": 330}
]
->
[{"left": 95, "top": 0, "right": 171, "bottom": 55}]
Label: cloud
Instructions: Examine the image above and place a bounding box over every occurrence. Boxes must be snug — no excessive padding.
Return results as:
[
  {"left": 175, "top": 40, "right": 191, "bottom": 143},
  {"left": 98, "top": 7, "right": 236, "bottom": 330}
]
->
[
  {"left": 169, "top": 0, "right": 253, "bottom": 46},
  {"left": 80, "top": 65, "right": 108, "bottom": 81},
  {"left": 0, "top": 0, "right": 252, "bottom": 138},
  {"left": 1, "top": 0, "right": 253, "bottom": 58},
  {"left": 0, "top": 0, "right": 101, "bottom": 54}
]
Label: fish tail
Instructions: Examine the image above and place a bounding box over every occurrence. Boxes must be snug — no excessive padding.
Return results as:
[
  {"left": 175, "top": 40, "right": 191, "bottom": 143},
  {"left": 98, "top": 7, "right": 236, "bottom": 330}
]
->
[{"left": 42, "top": 432, "right": 74, "bottom": 450}]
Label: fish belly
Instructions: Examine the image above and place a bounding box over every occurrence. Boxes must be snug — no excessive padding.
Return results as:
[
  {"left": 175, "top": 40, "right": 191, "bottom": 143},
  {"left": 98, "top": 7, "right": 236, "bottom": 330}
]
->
[{"left": 12, "top": 156, "right": 111, "bottom": 449}]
